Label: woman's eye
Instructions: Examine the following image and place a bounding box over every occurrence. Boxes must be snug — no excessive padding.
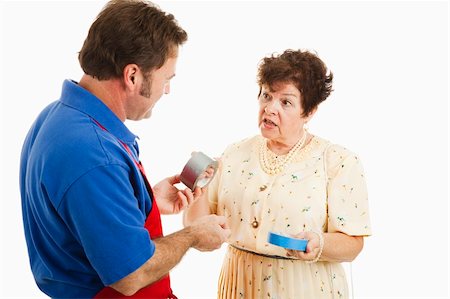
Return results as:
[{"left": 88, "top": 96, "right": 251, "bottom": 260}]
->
[
  {"left": 282, "top": 99, "right": 292, "bottom": 106},
  {"left": 261, "top": 93, "right": 270, "bottom": 101}
]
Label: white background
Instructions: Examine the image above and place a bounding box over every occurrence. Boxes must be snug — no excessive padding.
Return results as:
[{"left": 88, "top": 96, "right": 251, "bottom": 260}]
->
[{"left": 1, "top": 1, "right": 449, "bottom": 298}]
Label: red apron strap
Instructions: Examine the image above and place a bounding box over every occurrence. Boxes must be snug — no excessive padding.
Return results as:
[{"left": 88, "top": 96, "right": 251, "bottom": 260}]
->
[{"left": 92, "top": 119, "right": 176, "bottom": 298}]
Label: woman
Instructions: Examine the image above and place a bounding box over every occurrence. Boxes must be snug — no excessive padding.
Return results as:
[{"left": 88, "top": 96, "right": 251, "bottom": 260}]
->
[{"left": 184, "top": 49, "right": 371, "bottom": 299}]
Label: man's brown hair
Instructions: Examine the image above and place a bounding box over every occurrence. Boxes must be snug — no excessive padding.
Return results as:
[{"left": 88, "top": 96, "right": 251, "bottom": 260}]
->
[{"left": 79, "top": 0, "right": 187, "bottom": 80}]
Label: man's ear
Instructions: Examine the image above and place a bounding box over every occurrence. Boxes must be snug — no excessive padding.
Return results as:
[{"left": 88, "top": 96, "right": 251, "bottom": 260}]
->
[{"left": 123, "top": 64, "right": 139, "bottom": 91}]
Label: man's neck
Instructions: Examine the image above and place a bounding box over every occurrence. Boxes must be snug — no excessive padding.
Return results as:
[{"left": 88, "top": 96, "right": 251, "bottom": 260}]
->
[{"left": 79, "top": 74, "right": 127, "bottom": 121}]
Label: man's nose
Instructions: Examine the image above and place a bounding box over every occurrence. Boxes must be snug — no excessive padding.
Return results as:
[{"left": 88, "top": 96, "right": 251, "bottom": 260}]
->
[{"left": 164, "top": 82, "right": 170, "bottom": 94}]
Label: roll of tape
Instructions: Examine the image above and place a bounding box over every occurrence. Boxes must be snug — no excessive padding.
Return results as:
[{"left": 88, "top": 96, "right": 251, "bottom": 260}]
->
[
  {"left": 180, "top": 151, "right": 218, "bottom": 191},
  {"left": 267, "top": 232, "right": 308, "bottom": 251}
]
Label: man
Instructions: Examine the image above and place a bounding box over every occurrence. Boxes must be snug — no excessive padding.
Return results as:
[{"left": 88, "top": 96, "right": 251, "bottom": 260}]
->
[{"left": 19, "top": 1, "right": 230, "bottom": 298}]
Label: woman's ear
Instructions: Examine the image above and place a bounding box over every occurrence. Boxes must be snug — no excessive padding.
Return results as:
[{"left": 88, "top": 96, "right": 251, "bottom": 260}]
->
[{"left": 304, "top": 107, "right": 317, "bottom": 122}]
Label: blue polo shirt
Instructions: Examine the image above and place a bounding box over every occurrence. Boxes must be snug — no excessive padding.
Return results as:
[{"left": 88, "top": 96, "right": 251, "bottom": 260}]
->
[{"left": 19, "top": 80, "right": 155, "bottom": 298}]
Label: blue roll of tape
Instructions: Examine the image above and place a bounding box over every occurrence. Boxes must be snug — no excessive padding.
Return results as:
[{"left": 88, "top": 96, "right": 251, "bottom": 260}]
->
[{"left": 267, "top": 232, "right": 308, "bottom": 251}]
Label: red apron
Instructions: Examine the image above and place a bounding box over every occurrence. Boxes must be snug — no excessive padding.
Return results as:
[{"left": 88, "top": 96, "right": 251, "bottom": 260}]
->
[{"left": 93, "top": 120, "right": 176, "bottom": 299}]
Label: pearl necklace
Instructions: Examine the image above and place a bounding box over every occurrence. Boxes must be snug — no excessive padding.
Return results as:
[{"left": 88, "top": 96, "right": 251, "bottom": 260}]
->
[{"left": 259, "top": 130, "right": 308, "bottom": 175}]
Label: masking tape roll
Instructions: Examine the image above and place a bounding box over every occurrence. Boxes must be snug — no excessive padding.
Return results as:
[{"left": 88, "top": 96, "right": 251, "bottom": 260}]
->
[
  {"left": 267, "top": 232, "right": 308, "bottom": 251},
  {"left": 180, "top": 151, "right": 218, "bottom": 191}
]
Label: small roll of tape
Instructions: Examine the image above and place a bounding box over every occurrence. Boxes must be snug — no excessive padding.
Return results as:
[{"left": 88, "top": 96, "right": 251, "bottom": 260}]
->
[
  {"left": 180, "top": 151, "right": 218, "bottom": 191},
  {"left": 267, "top": 232, "right": 308, "bottom": 251}
]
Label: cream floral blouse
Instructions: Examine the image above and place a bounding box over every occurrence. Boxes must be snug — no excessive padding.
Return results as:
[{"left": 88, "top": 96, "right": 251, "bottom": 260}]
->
[{"left": 207, "top": 135, "right": 371, "bottom": 299}]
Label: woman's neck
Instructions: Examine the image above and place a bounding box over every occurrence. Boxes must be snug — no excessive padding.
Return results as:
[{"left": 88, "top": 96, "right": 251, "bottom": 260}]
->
[{"left": 267, "top": 131, "right": 309, "bottom": 156}]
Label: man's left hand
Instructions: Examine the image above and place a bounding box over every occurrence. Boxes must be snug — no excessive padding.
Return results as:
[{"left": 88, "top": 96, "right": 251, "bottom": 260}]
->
[{"left": 153, "top": 175, "right": 204, "bottom": 215}]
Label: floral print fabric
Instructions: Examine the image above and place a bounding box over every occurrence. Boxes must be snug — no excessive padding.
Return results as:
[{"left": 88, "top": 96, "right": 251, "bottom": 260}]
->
[{"left": 208, "top": 135, "right": 371, "bottom": 299}]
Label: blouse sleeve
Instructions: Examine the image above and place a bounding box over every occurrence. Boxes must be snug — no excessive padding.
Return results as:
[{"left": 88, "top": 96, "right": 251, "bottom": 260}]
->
[
  {"left": 207, "top": 161, "right": 221, "bottom": 215},
  {"left": 207, "top": 144, "right": 232, "bottom": 214},
  {"left": 326, "top": 144, "right": 372, "bottom": 236}
]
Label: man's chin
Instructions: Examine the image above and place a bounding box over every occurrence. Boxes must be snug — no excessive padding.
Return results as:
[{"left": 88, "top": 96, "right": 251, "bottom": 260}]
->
[
  {"left": 128, "top": 110, "right": 152, "bottom": 121},
  {"left": 140, "top": 109, "right": 153, "bottom": 120}
]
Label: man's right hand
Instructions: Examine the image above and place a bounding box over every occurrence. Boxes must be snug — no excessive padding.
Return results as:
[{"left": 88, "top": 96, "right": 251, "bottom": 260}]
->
[
  {"left": 109, "top": 214, "right": 230, "bottom": 295},
  {"left": 189, "top": 215, "right": 230, "bottom": 251}
]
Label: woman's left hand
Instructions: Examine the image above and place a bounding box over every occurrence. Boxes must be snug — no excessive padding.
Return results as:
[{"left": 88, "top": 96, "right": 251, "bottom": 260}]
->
[
  {"left": 153, "top": 174, "right": 204, "bottom": 215},
  {"left": 286, "top": 231, "right": 321, "bottom": 261}
]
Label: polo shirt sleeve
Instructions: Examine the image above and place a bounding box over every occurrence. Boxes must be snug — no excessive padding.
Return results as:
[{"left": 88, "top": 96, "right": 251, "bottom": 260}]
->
[{"left": 58, "top": 163, "right": 155, "bottom": 286}]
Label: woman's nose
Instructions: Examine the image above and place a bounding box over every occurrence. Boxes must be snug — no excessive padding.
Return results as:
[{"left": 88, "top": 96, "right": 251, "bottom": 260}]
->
[{"left": 264, "top": 100, "right": 279, "bottom": 114}]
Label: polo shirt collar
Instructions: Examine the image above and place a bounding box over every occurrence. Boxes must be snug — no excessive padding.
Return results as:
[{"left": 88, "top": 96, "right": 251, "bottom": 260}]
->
[{"left": 60, "top": 79, "right": 137, "bottom": 144}]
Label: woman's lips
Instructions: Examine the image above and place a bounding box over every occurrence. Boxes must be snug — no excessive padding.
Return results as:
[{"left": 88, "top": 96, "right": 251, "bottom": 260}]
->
[{"left": 263, "top": 118, "right": 277, "bottom": 129}]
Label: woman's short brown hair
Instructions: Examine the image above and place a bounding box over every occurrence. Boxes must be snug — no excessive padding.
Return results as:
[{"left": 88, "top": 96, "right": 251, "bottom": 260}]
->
[
  {"left": 257, "top": 49, "right": 333, "bottom": 117},
  {"left": 79, "top": 0, "right": 187, "bottom": 80}
]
